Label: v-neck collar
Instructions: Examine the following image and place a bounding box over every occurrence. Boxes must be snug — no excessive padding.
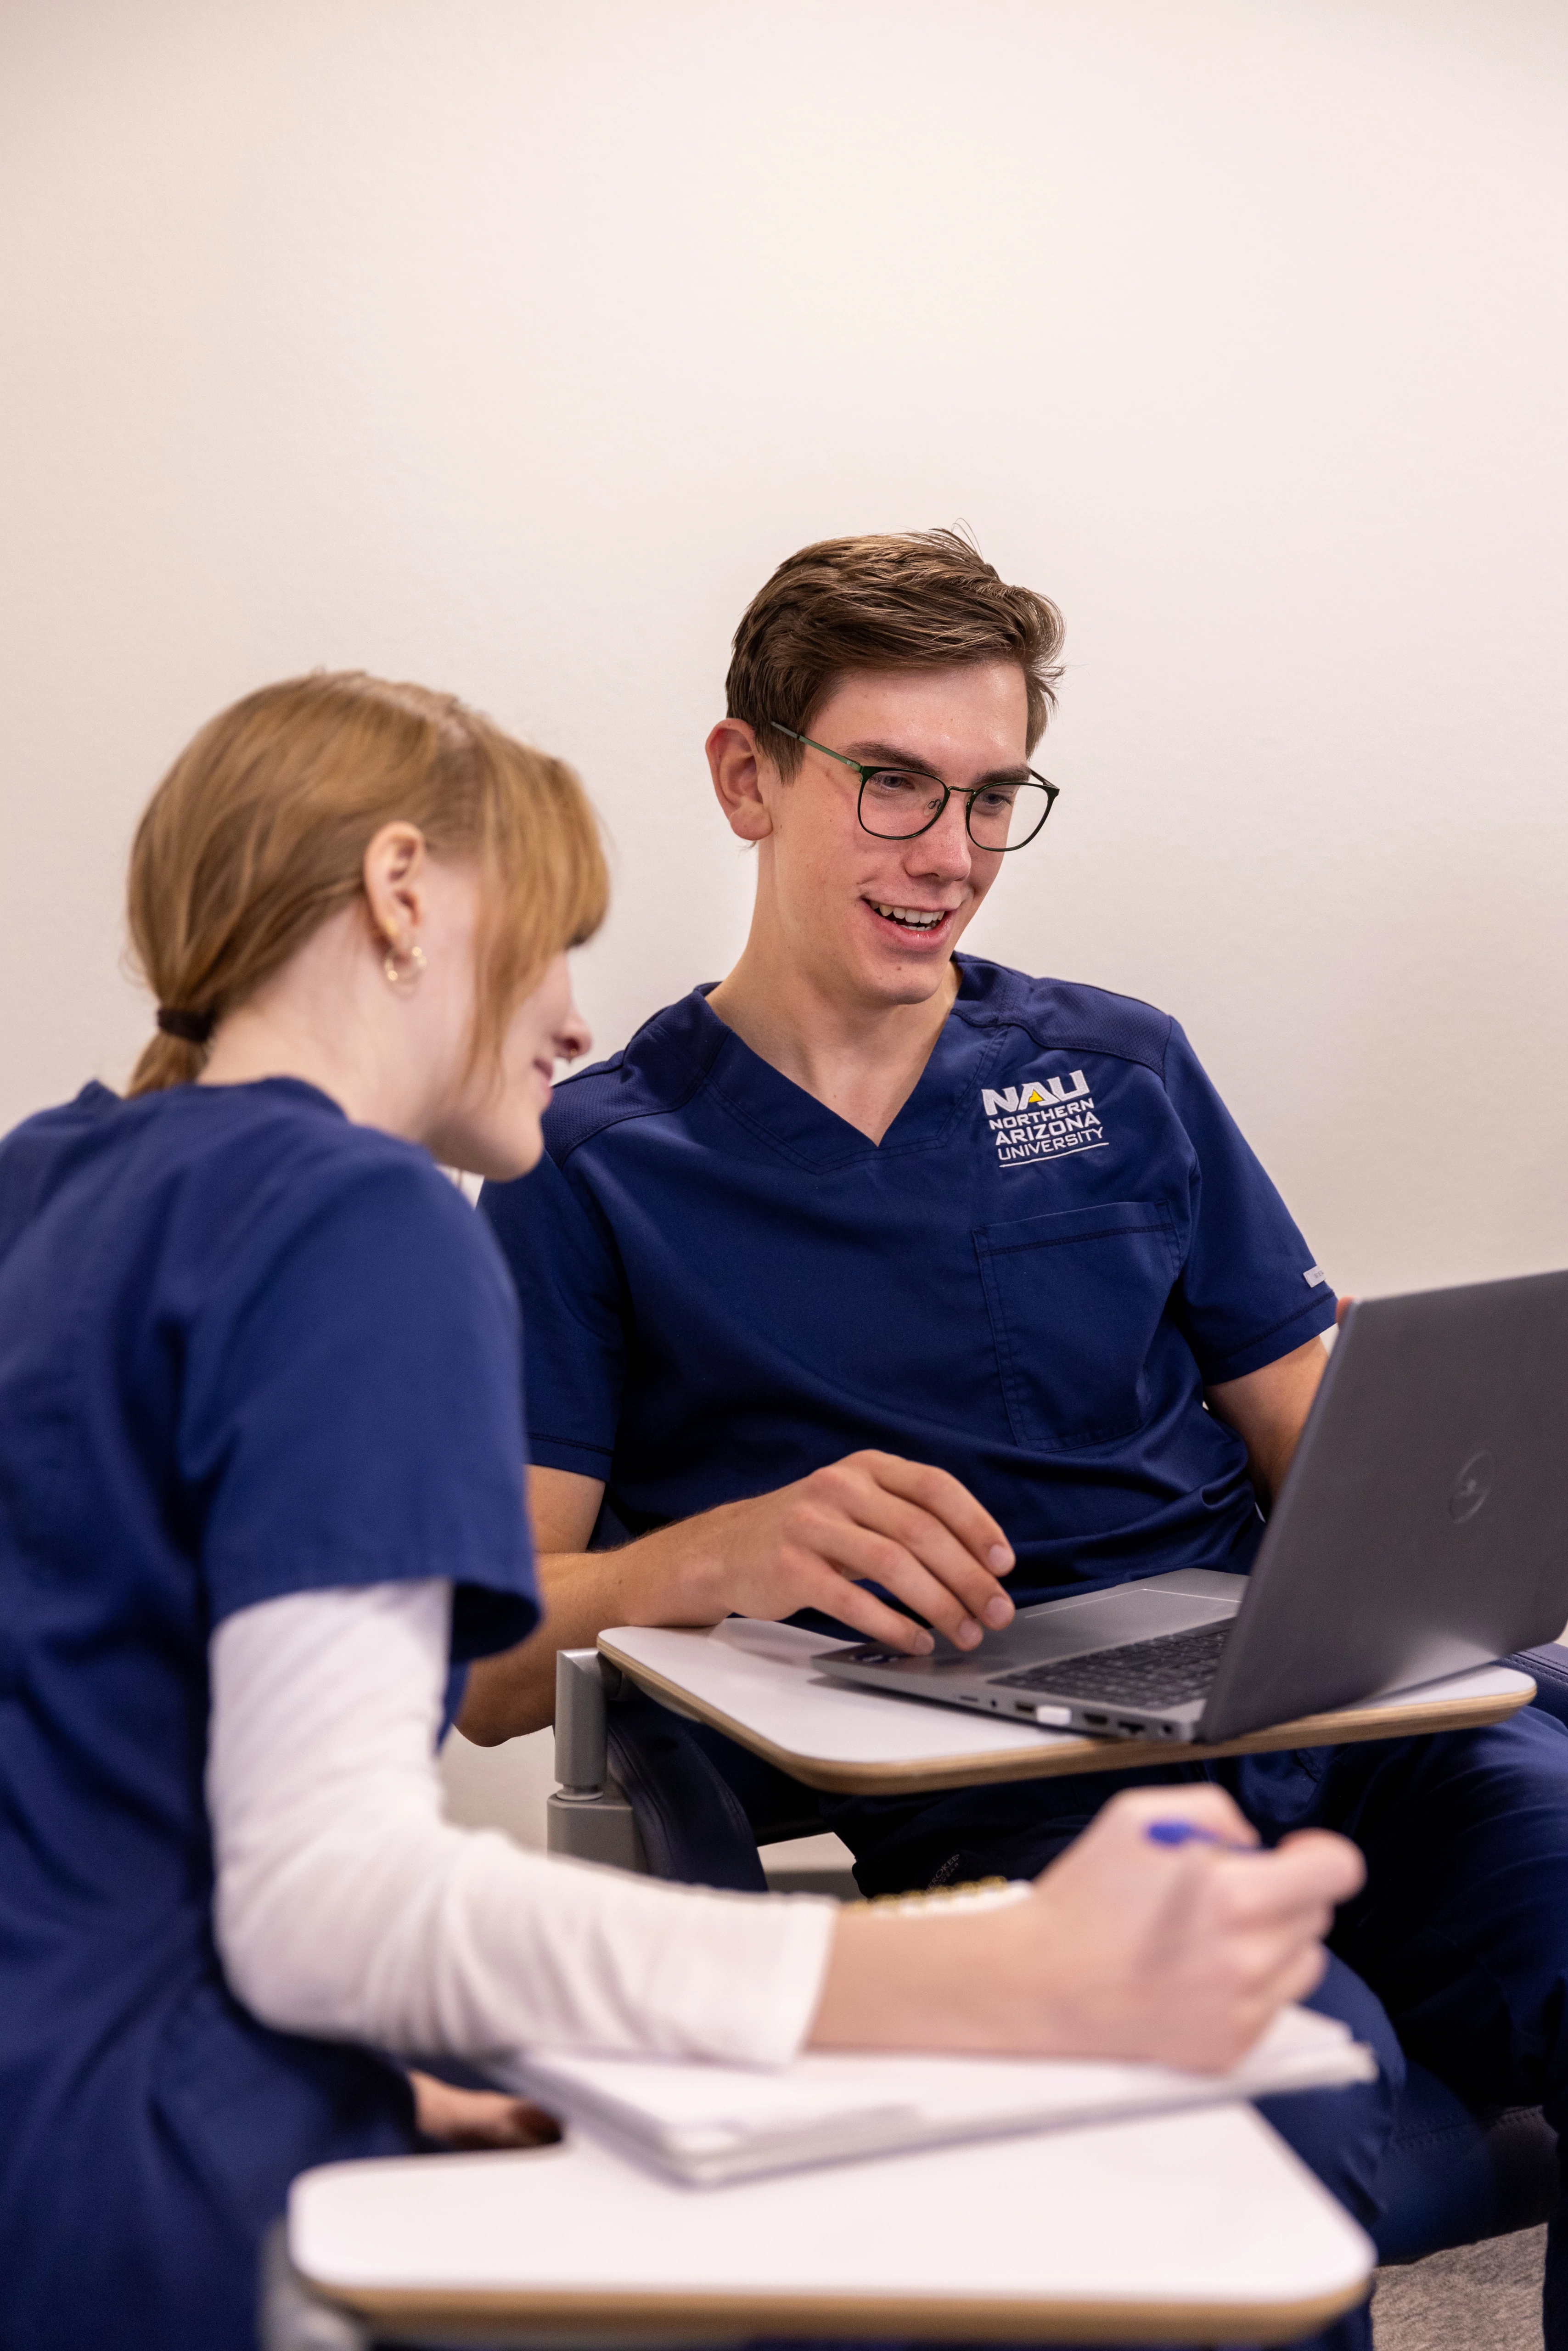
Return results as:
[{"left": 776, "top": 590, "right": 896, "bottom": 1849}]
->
[{"left": 684, "top": 957, "right": 1021, "bottom": 1174}]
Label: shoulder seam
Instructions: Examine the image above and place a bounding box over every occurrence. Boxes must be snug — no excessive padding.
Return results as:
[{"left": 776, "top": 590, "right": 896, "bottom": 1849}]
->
[
  {"left": 548, "top": 1030, "right": 725, "bottom": 1166},
  {"left": 951, "top": 963, "right": 1175, "bottom": 1080},
  {"left": 958, "top": 1008, "right": 1172, "bottom": 1080}
]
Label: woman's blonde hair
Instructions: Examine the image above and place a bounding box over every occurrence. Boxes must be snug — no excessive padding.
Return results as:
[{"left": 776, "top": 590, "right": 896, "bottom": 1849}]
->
[{"left": 126, "top": 671, "right": 608, "bottom": 1096}]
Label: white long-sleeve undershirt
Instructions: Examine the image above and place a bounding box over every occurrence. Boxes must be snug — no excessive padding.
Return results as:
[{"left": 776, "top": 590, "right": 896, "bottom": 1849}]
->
[{"left": 206, "top": 1580, "right": 837, "bottom": 2069}]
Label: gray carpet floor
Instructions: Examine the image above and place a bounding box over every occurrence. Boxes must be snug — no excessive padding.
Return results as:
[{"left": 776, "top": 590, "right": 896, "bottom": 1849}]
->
[{"left": 1372, "top": 2227, "right": 1545, "bottom": 2349}]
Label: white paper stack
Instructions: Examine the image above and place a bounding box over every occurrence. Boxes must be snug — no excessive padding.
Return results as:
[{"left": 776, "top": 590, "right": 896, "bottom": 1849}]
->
[{"left": 512, "top": 2005, "right": 1376, "bottom": 2187}]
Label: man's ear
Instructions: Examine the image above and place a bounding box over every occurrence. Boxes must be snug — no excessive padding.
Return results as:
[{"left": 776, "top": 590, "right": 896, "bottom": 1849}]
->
[
  {"left": 361, "top": 821, "right": 430, "bottom": 951},
  {"left": 706, "top": 721, "right": 776, "bottom": 844}
]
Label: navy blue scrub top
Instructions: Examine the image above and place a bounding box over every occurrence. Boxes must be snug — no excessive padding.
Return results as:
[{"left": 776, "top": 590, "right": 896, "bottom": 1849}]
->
[
  {"left": 481, "top": 957, "right": 1336, "bottom": 1601},
  {"left": 0, "top": 1078, "right": 538, "bottom": 2351}
]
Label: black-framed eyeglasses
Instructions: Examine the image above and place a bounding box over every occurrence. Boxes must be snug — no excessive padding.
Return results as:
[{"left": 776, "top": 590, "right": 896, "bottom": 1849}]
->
[{"left": 770, "top": 725, "right": 1059, "bottom": 852}]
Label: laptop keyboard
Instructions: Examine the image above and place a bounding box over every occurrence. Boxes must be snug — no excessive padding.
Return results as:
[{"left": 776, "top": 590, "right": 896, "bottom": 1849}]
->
[{"left": 989, "top": 1623, "right": 1231, "bottom": 1709}]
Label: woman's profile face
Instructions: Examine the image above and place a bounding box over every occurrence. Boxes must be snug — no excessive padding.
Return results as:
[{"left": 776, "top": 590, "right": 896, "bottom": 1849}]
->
[{"left": 431, "top": 939, "right": 590, "bottom": 1182}]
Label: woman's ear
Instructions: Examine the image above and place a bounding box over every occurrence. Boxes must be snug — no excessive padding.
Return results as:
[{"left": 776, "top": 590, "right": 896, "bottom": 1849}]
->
[
  {"left": 361, "top": 822, "right": 429, "bottom": 953},
  {"left": 705, "top": 721, "right": 776, "bottom": 844}
]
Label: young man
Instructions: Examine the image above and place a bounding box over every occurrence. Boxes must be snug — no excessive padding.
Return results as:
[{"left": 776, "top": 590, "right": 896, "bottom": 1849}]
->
[{"left": 472, "top": 533, "right": 1568, "bottom": 2342}]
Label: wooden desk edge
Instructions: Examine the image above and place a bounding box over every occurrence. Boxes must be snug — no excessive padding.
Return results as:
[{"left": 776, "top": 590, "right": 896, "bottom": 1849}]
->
[
  {"left": 310, "top": 2276, "right": 1370, "bottom": 2345},
  {"left": 597, "top": 1640, "right": 1534, "bottom": 1796}
]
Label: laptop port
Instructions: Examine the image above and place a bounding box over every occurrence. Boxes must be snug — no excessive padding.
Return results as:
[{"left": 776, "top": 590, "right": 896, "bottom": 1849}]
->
[
  {"left": 1083, "top": 1711, "right": 1109, "bottom": 1727},
  {"left": 1118, "top": 1721, "right": 1144, "bottom": 1735}
]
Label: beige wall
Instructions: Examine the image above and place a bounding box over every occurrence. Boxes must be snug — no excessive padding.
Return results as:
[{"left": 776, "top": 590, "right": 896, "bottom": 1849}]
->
[{"left": 3, "top": 0, "right": 1565, "bottom": 1299}]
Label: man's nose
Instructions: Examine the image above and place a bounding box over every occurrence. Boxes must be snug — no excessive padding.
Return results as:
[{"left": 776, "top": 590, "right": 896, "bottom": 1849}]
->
[{"left": 906, "top": 798, "right": 972, "bottom": 879}]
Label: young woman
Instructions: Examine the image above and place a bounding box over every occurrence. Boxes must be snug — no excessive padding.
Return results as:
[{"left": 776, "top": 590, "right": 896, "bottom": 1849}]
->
[{"left": 0, "top": 672, "right": 1361, "bottom": 2351}]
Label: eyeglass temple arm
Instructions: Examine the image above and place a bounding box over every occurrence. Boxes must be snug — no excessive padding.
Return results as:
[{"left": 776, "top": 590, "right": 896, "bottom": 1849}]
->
[
  {"left": 766, "top": 723, "right": 862, "bottom": 772},
  {"left": 768, "top": 726, "right": 951, "bottom": 788}
]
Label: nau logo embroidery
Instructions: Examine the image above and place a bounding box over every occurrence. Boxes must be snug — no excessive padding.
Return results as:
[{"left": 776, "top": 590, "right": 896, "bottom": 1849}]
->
[{"left": 980, "top": 1069, "right": 1107, "bottom": 1168}]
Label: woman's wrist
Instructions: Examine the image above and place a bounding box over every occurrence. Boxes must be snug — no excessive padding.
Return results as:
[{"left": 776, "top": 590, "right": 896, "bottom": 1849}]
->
[{"left": 809, "top": 1890, "right": 1062, "bottom": 2055}]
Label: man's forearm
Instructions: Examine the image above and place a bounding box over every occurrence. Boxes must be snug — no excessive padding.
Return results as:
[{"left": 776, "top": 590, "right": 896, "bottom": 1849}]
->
[
  {"left": 457, "top": 1513, "right": 736, "bottom": 1744},
  {"left": 1205, "top": 1335, "right": 1329, "bottom": 1511},
  {"left": 457, "top": 1547, "right": 661, "bottom": 1743}
]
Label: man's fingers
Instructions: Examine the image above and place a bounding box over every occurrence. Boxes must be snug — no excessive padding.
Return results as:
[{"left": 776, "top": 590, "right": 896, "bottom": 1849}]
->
[
  {"left": 865, "top": 1490, "right": 1017, "bottom": 1628},
  {"left": 809, "top": 1517, "right": 989, "bottom": 1647},
  {"left": 796, "top": 1563, "right": 935, "bottom": 1654},
  {"left": 852, "top": 1453, "right": 1016, "bottom": 1580},
  {"left": 788, "top": 1453, "right": 1016, "bottom": 1641}
]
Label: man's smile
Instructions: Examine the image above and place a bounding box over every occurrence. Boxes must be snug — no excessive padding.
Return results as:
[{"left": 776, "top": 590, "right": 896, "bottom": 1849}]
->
[{"left": 864, "top": 899, "right": 958, "bottom": 935}]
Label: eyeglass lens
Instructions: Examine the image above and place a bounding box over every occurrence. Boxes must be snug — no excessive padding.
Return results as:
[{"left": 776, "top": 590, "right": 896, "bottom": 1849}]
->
[{"left": 858, "top": 771, "right": 1051, "bottom": 850}]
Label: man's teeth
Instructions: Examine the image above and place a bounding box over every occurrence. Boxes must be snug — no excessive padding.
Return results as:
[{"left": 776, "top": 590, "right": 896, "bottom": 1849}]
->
[{"left": 870, "top": 903, "right": 945, "bottom": 929}]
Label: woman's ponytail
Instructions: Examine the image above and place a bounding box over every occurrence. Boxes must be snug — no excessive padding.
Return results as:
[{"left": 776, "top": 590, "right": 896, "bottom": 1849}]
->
[{"left": 127, "top": 1032, "right": 207, "bottom": 1096}]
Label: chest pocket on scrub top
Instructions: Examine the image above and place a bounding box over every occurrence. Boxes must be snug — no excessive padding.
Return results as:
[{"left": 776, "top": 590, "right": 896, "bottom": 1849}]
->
[{"left": 972, "top": 1199, "right": 1180, "bottom": 1451}]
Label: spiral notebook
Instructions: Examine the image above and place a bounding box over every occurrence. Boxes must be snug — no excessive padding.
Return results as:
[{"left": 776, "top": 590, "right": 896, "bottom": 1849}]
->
[{"left": 512, "top": 2004, "right": 1375, "bottom": 2187}]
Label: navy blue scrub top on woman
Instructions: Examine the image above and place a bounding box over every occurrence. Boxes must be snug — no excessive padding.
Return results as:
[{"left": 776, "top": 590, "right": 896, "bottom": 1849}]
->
[
  {"left": 480, "top": 956, "right": 1336, "bottom": 1601},
  {"left": 0, "top": 1078, "right": 539, "bottom": 2351}
]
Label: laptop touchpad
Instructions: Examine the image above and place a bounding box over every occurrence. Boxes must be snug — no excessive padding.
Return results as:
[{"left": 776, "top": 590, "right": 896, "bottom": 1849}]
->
[{"left": 977, "top": 1582, "right": 1241, "bottom": 1670}]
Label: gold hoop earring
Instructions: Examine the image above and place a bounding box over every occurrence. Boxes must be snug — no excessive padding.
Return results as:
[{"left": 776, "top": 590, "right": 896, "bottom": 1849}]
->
[{"left": 384, "top": 940, "right": 427, "bottom": 989}]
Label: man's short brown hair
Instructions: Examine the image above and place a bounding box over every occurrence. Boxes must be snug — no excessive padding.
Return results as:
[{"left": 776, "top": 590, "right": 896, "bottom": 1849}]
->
[{"left": 725, "top": 529, "right": 1065, "bottom": 777}]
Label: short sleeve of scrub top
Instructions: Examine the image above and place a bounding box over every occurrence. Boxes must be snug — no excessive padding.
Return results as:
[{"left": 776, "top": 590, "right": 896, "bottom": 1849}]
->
[
  {"left": 185, "top": 1137, "right": 537, "bottom": 1659},
  {"left": 1159, "top": 1018, "right": 1337, "bottom": 1384},
  {"left": 480, "top": 1145, "right": 627, "bottom": 1482}
]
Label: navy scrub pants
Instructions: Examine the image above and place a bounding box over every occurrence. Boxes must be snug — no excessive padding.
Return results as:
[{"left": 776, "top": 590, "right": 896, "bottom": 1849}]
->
[{"left": 824, "top": 1704, "right": 1568, "bottom": 2351}]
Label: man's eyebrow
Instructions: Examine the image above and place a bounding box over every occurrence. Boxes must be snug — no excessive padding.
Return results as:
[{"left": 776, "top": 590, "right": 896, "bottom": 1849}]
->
[{"left": 845, "top": 741, "right": 1033, "bottom": 785}]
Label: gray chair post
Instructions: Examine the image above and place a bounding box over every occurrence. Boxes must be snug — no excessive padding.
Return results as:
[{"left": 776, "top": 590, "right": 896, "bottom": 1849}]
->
[
  {"left": 546, "top": 1648, "right": 649, "bottom": 1873},
  {"left": 259, "top": 2220, "right": 371, "bottom": 2351}
]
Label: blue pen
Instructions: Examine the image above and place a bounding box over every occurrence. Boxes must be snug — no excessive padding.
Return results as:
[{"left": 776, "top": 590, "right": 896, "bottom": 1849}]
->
[{"left": 1146, "top": 1820, "right": 1256, "bottom": 1852}]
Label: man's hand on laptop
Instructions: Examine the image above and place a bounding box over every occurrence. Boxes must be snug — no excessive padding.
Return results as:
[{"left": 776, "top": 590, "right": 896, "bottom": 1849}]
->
[
  {"left": 812, "top": 1786, "right": 1365, "bottom": 2071},
  {"left": 457, "top": 1454, "right": 1014, "bottom": 1743},
  {"left": 664, "top": 1449, "right": 1017, "bottom": 1654}
]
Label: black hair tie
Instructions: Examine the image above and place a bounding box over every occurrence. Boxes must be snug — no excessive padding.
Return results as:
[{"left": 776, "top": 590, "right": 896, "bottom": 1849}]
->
[{"left": 156, "top": 1006, "right": 217, "bottom": 1046}]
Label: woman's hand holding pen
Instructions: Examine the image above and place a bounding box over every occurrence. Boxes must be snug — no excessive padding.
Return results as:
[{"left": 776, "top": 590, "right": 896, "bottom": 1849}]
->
[
  {"left": 1008, "top": 1786, "right": 1365, "bottom": 2070},
  {"left": 811, "top": 1786, "right": 1365, "bottom": 2072}
]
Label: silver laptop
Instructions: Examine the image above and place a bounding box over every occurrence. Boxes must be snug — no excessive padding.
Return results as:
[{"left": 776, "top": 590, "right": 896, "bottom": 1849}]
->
[{"left": 820, "top": 1269, "right": 1568, "bottom": 1745}]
